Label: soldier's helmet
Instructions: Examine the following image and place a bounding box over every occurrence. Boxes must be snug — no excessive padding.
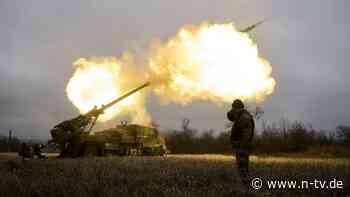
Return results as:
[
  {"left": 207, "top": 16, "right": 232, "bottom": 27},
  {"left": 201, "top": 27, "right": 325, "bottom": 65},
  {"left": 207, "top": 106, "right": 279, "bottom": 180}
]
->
[{"left": 232, "top": 99, "right": 244, "bottom": 109}]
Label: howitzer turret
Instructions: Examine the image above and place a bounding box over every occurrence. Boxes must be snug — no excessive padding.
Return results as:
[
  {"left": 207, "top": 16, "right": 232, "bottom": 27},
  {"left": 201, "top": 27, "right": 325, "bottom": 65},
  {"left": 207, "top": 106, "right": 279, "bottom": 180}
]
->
[{"left": 50, "top": 82, "right": 150, "bottom": 157}]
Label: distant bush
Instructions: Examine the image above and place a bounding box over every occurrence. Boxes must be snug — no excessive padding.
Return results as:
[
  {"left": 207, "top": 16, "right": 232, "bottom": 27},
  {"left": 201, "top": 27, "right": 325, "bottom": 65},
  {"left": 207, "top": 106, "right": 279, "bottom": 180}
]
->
[
  {"left": 166, "top": 129, "right": 232, "bottom": 154},
  {"left": 336, "top": 125, "right": 350, "bottom": 145},
  {"left": 0, "top": 135, "right": 21, "bottom": 152}
]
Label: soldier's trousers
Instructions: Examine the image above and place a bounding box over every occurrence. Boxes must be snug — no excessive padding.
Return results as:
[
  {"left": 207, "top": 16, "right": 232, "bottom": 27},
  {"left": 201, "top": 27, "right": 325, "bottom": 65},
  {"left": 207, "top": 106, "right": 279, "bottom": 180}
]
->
[{"left": 235, "top": 148, "right": 250, "bottom": 185}]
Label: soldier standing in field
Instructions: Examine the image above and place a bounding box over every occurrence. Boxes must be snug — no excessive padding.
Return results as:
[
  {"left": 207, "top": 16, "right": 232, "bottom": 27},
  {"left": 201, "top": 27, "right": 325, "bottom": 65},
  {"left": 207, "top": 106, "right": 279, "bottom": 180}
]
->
[
  {"left": 19, "top": 142, "right": 32, "bottom": 161},
  {"left": 227, "top": 99, "right": 255, "bottom": 186}
]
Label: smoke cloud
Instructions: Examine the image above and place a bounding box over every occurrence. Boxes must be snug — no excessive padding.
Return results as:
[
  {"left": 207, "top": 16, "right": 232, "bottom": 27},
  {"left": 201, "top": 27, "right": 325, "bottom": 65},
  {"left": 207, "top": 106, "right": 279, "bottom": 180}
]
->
[{"left": 65, "top": 22, "right": 276, "bottom": 126}]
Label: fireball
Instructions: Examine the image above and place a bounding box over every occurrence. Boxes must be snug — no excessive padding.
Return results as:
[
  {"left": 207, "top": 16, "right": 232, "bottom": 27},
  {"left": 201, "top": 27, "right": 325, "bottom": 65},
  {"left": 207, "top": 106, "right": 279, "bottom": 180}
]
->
[
  {"left": 65, "top": 22, "right": 276, "bottom": 124},
  {"left": 148, "top": 23, "right": 276, "bottom": 104},
  {"left": 66, "top": 58, "right": 135, "bottom": 122}
]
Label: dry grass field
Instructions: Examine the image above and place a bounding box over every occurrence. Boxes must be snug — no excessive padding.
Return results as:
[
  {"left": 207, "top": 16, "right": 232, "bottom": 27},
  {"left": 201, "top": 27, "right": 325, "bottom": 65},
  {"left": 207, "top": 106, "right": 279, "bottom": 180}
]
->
[{"left": 0, "top": 153, "right": 349, "bottom": 197}]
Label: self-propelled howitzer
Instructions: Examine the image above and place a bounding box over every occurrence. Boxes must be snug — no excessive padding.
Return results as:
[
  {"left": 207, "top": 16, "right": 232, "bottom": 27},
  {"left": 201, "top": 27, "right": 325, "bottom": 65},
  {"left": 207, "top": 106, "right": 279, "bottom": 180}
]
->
[{"left": 50, "top": 82, "right": 150, "bottom": 157}]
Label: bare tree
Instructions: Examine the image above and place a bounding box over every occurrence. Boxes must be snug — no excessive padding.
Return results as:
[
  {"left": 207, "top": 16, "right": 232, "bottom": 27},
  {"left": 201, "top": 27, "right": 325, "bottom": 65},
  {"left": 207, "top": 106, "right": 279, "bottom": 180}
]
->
[
  {"left": 336, "top": 125, "right": 350, "bottom": 145},
  {"left": 182, "top": 118, "right": 190, "bottom": 131},
  {"left": 252, "top": 106, "right": 264, "bottom": 121}
]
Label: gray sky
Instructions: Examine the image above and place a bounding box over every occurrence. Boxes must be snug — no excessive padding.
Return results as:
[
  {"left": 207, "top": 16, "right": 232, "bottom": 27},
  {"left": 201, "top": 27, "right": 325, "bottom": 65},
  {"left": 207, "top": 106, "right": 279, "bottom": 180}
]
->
[{"left": 0, "top": 0, "right": 349, "bottom": 139}]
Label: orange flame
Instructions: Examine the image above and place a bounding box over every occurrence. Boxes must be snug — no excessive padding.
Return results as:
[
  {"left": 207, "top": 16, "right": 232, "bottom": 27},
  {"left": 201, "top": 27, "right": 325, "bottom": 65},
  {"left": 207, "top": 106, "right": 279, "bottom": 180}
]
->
[{"left": 148, "top": 23, "right": 276, "bottom": 104}]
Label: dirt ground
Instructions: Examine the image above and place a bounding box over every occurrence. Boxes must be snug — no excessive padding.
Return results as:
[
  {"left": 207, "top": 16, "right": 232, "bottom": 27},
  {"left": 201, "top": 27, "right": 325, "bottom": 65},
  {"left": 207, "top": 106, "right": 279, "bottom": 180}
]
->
[{"left": 0, "top": 153, "right": 349, "bottom": 197}]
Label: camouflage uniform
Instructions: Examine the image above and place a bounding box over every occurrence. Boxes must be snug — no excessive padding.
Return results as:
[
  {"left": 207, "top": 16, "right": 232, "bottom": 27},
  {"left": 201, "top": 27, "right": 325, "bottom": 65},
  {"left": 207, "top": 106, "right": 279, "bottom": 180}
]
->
[
  {"left": 227, "top": 100, "right": 254, "bottom": 186},
  {"left": 19, "top": 142, "right": 32, "bottom": 161}
]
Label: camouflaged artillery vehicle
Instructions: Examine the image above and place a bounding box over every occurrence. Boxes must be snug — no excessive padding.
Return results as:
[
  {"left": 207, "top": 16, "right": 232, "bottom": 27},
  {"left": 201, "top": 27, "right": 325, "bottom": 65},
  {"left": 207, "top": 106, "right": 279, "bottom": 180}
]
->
[
  {"left": 82, "top": 123, "right": 167, "bottom": 156},
  {"left": 49, "top": 82, "right": 168, "bottom": 158}
]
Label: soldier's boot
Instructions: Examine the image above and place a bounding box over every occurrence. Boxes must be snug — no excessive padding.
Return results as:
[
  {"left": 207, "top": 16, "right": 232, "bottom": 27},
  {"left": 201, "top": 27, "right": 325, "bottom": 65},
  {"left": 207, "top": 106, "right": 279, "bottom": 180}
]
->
[{"left": 236, "top": 149, "right": 250, "bottom": 187}]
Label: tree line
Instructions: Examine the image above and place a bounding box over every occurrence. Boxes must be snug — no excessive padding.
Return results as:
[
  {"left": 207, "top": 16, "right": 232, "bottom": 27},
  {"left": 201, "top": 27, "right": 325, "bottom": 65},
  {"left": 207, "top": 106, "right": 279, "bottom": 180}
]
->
[
  {"left": 1, "top": 118, "right": 349, "bottom": 157},
  {"left": 164, "top": 118, "right": 350, "bottom": 157},
  {"left": 0, "top": 135, "right": 21, "bottom": 152}
]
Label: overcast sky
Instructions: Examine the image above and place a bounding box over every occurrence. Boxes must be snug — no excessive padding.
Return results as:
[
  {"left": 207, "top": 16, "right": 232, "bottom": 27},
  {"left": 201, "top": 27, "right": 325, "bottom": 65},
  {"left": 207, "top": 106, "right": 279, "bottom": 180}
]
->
[{"left": 0, "top": 0, "right": 349, "bottom": 139}]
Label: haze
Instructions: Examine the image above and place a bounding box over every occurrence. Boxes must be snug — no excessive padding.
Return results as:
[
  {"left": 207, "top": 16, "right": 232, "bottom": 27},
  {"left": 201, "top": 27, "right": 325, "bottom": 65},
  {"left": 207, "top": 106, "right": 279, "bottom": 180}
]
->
[{"left": 0, "top": 0, "right": 349, "bottom": 139}]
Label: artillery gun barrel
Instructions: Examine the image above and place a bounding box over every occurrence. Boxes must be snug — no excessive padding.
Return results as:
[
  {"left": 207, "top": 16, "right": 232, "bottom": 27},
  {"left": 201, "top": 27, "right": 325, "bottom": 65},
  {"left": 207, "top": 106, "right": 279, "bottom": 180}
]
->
[
  {"left": 98, "top": 82, "right": 150, "bottom": 112},
  {"left": 239, "top": 19, "right": 266, "bottom": 33},
  {"left": 50, "top": 82, "right": 151, "bottom": 157}
]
